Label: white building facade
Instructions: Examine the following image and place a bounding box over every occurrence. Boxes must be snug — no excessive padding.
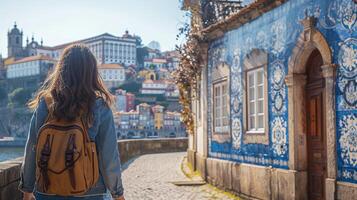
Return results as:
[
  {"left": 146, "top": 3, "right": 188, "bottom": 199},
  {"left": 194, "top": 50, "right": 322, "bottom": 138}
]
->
[
  {"left": 144, "top": 58, "right": 167, "bottom": 70},
  {"left": 98, "top": 63, "right": 125, "bottom": 89},
  {"left": 5, "top": 55, "right": 56, "bottom": 92},
  {"left": 140, "top": 80, "right": 168, "bottom": 95},
  {"left": 6, "top": 55, "right": 55, "bottom": 79},
  {"left": 36, "top": 33, "right": 137, "bottom": 66}
]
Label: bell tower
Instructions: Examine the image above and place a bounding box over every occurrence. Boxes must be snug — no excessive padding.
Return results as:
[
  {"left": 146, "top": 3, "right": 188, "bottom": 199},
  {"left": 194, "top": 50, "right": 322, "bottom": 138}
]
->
[{"left": 7, "top": 22, "right": 23, "bottom": 58}]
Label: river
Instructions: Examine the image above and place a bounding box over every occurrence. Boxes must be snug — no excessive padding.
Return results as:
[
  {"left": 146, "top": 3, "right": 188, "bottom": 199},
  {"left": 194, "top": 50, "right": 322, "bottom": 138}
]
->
[{"left": 0, "top": 147, "right": 24, "bottom": 162}]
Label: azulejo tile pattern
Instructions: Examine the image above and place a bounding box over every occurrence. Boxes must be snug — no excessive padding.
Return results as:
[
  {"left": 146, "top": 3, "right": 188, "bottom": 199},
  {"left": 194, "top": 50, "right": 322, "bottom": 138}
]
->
[
  {"left": 320, "top": 0, "right": 357, "bottom": 33},
  {"left": 206, "top": 0, "right": 357, "bottom": 183},
  {"left": 270, "top": 60, "right": 287, "bottom": 116},
  {"left": 338, "top": 113, "right": 357, "bottom": 183},
  {"left": 271, "top": 117, "right": 287, "bottom": 157},
  {"left": 339, "top": 114, "right": 357, "bottom": 167},
  {"left": 230, "top": 48, "right": 242, "bottom": 150},
  {"left": 337, "top": 38, "right": 357, "bottom": 110},
  {"left": 333, "top": 0, "right": 357, "bottom": 182}
]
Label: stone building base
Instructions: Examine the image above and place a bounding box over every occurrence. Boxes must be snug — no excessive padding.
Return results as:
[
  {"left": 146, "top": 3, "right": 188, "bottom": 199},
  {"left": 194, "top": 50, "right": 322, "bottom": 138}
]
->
[
  {"left": 187, "top": 149, "right": 196, "bottom": 170},
  {"left": 187, "top": 156, "right": 357, "bottom": 200},
  {"left": 336, "top": 181, "right": 357, "bottom": 200},
  {"left": 195, "top": 153, "right": 207, "bottom": 179},
  {"left": 204, "top": 157, "right": 307, "bottom": 200}
]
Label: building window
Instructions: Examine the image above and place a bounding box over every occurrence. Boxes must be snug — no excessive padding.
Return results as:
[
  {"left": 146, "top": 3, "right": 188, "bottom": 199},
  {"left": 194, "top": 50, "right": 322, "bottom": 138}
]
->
[
  {"left": 242, "top": 49, "right": 268, "bottom": 144},
  {"left": 247, "top": 68, "right": 265, "bottom": 132},
  {"left": 213, "top": 81, "right": 229, "bottom": 133}
]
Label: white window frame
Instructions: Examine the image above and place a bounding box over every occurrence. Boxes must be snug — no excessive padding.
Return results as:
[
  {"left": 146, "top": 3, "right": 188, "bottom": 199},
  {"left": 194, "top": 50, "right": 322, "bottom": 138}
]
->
[
  {"left": 242, "top": 49, "right": 269, "bottom": 146},
  {"left": 213, "top": 80, "right": 229, "bottom": 133},
  {"left": 246, "top": 67, "right": 265, "bottom": 133}
]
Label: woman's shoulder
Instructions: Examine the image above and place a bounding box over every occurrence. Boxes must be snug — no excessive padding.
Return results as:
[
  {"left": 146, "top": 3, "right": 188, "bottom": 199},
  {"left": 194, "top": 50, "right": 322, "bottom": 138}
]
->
[
  {"left": 94, "top": 97, "right": 112, "bottom": 113},
  {"left": 93, "top": 98, "right": 114, "bottom": 125}
]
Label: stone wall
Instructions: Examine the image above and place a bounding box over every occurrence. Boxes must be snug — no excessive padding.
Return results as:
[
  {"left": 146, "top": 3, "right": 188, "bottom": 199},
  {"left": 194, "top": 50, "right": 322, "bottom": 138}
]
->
[
  {"left": 0, "top": 158, "right": 23, "bottom": 200},
  {"left": 188, "top": 156, "right": 357, "bottom": 200},
  {"left": 118, "top": 138, "right": 188, "bottom": 164},
  {"left": 0, "top": 138, "right": 188, "bottom": 199},
  {"left": 204, "top": 157, "right": 307, "bottom": 200}
]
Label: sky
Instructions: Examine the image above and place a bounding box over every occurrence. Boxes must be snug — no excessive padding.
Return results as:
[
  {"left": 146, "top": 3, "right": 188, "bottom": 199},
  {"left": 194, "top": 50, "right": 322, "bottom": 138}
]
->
[{"left": 0, "top": 0, "right": 187, "bottom": 58}]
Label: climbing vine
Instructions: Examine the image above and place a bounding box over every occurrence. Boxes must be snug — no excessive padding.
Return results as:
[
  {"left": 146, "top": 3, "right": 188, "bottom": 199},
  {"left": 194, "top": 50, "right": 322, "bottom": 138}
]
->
[{"left": 173, "top": 11, "right": 202, "bottom": 135}]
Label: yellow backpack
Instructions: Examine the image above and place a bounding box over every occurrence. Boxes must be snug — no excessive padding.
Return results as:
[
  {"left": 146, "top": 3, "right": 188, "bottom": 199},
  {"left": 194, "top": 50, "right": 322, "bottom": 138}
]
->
[{"left": 35, "top": 96, "right": 99, "bottom": 196}]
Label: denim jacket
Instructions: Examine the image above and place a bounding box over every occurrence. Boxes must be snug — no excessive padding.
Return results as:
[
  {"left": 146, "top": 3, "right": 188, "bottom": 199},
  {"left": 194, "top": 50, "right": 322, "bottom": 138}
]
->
[{"left": 19, "top": 98, "right": 124, "bottom": 197}]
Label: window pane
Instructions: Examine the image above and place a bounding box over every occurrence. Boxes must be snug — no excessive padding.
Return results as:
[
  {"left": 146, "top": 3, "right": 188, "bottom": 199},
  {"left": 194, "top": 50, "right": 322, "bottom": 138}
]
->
[
  {"left": 258, "top": 115, "right": 264, "bottom": 129},
  {"left": 257, "top": 70, "right": 263, "bottom": 84},
  {"left": 222, "top": 94, "right": 226, "bottom": 104},
  {"left": 257, "top": 100, "right": 264, "bottom": 113},
  {"left": 249, "top": 102, "right": 255, "bottom": 115},
  {"left": 222, "top": 84, "right": 226, "bottom": 95},
  {"left": 215, "top": 119, "right": 220, "bottom": 127},
  {"left": 258, "top": 85, "right": 263, "bottom": 99},
  {"left": 213, "top": 81, "right": 229, "bottom": 133},
  {"left": 249, "top": 116, "right": 255, "bottom": 129},
  {"left": 249, "top": 88, "right": 255, "bottom": 100},
  {"left": 223, "top": 117, "right": 228, "bottom": 126},
  {"left": 248, "top": 73, "right": 254, "bottom": 86},
  {"left": 223, "top": 101, "right": 227, "bottom": 115}
]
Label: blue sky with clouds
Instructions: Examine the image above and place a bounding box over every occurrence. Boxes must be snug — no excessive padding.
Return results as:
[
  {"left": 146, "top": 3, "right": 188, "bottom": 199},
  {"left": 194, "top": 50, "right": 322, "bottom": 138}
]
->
[{"left": 0, "top": 0, "right": 186, "bottom": 57}]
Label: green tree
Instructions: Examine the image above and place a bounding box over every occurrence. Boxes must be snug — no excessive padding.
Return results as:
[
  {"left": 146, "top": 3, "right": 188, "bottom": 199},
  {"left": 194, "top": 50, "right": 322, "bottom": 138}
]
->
[
  {"left": 117, "top": 81, "right": 142, "bottom": 94},
  {"left": 8, "top": 88, "right": 32, "bottom": 107},
  {"left": 134, "top": 35, "right": 143, "bottom": 47},
  {"left": 149, "top": 64, "right": 156, "bottom": 70},
  {"left": 136, "top": 47, "right": 149, "bottom": 66}
]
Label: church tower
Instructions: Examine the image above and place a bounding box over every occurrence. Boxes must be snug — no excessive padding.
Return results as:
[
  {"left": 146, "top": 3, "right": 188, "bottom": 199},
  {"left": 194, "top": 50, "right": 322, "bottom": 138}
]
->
[{"left": 7, "top": 22, "right": 24, "bottom": 58}]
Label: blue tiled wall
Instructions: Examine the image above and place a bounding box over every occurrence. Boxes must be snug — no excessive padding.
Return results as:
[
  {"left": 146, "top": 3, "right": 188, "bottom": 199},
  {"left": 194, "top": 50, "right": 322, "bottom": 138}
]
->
[{"left": 206, "top": 0, "right": 357, "bottom": 183}]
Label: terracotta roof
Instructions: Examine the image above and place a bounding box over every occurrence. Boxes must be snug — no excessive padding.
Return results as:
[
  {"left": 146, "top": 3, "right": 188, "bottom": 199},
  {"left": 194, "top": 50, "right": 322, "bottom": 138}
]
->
[
  {"left": 144, "top": 58, "right": 167, "bottom": 63},
  {"left": 165, "top": 111, "right": 181, "bottom": 116},
  {"left": 159, "top": 68, "right": 168, "bottom": 72},
  {"left": 4, "top": 57, "right": 15, "bottom": 66},
  {"left": 98, "top": 63, "right": 124, "bottom": 69},
  {"left": 163, "top": 50, "right": 180, "bottom": 58},
  {"left": 8, "top": 55, "right": 56, "bottom": 65},
  {"left": 118, "top": 111, "right": 139, "bottom": 115}
]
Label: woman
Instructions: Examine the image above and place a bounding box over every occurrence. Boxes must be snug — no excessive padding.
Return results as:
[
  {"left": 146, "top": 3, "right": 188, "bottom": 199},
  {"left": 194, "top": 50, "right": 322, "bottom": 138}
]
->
[{"left": 19, "top": 44, "right": 125, "bottom": 200}]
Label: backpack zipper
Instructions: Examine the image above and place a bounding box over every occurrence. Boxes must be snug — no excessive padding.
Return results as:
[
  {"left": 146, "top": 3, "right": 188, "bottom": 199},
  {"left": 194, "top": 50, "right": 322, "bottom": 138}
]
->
[{"left": 38, "top": 124, "right": 87, "bottom": 156}]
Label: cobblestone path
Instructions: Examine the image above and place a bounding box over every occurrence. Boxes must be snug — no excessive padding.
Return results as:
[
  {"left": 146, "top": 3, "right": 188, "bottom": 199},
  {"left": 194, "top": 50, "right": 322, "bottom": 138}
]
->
[{"left": 122, "top": 152, "right": 239, "bottom": 200}]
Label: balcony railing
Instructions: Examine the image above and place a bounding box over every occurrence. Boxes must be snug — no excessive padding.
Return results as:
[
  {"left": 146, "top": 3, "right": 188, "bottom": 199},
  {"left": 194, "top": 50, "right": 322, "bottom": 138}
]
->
[{"left": 201, "top": 0, "right": 244, "bottom": 28}]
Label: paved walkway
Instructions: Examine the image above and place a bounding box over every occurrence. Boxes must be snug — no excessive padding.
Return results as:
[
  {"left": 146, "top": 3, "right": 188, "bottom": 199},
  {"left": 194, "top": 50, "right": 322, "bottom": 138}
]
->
[{"left": 122, "top": 152, "right": 239, "bottom": 200}]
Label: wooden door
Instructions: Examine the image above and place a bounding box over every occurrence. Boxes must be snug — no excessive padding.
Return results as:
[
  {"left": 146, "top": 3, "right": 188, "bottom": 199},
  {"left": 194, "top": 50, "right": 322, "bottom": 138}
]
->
[{"left": 306, "top": 49, "right": 326, "bottom": 200}]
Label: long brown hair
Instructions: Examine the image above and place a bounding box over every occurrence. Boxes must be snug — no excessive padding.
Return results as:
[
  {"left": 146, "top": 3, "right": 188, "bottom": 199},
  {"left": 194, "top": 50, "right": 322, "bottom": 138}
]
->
[{"left": 28, "top": 44, "right": 114, "bottom": 125}]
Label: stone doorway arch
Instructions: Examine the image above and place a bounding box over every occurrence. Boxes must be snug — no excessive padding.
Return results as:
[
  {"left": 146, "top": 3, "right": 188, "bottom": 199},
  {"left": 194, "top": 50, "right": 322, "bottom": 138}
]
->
[{"left": 285, "top": 16, "right": 337, "bottom": 199}]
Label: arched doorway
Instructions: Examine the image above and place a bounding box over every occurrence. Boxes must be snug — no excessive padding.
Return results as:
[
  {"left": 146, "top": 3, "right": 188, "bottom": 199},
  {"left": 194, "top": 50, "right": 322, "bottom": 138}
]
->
[
  {"left": 305, "top": 49, "right": 326, "bottom": 200},
  {"left": 286, "top": 16, "right": 337, "bottom": 199}
]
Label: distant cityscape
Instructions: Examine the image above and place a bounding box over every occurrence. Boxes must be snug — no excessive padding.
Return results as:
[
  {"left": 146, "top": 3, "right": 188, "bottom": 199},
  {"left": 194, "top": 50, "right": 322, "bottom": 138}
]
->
[{"left": 0, "top": 22, "right": 185, "bottom": 142}]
